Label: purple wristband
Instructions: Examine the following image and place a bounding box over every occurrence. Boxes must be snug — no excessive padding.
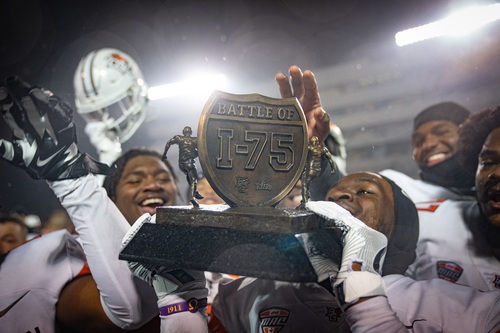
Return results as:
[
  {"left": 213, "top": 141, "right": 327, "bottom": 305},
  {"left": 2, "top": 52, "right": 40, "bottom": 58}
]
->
[{"left": 159, "top": 297, "right": 208, "bottom": 316}]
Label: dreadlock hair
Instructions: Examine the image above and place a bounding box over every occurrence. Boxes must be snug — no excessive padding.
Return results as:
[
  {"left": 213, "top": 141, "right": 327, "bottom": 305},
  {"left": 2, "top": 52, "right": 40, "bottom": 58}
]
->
[
  {"left": 103, "top": 148, "right": 178, "bottom": 199},
  {"left": 459, "top": 106, "right": 500, "bottom": 174}
]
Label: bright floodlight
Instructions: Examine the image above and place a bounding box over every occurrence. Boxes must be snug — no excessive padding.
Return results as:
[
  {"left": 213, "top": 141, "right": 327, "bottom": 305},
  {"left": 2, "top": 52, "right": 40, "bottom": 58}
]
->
[
  {"left": 395, "top": 3, "right": 500, "bottom": 46},
  {"left": 147, "top": 73, "right": 227, "bottom": 100}
]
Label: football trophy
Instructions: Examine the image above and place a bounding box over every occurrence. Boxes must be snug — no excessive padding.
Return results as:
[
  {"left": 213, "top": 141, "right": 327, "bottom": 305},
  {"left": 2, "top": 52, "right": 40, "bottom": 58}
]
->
[{"left": 120, "top": 91, "right": 341, "bottom": 282}]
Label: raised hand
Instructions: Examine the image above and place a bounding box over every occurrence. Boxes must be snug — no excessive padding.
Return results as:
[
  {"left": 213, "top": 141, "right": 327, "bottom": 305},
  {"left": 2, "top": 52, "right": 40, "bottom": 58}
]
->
[
  {"left": 0, "top": 76, "right": 109, "bottom": 180},
  {"left": 275, "top": 66, "right": 330, "bottom": 142}
]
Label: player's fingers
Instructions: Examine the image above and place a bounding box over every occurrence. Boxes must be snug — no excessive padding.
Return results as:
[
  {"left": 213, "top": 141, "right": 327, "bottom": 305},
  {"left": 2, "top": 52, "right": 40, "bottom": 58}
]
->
[
  {"left": 0, "top": 139, "right": 15, "bottom": 162},
  {"left": 3, "top": 78, "right": 49, "bottom": 142},
  {"left": 4, "top": 76, "right": 31, "bottom": 99},
  {"left": 289, "top": 66, "right": 304, "bottom": 98},
  {"left": 16, "top": 90, "right": 59, "bottom": 142},
  {"left": 315, "top": 110, "right": 331, "bottom": 142},
  {"left": 302, "top": 70, "right": 320, "bottom": 101},
  {"left": 275, "top": 72, "right": 293, "bottom": 98},
  {"left": 27, "top": 88, "right": 73, "bottom": 135},
  {"left": 0, "top": 85, "right": 8, "bottom": 105},
  {"left": 47, "top": 93, "right": 73, "bottom": 122},
  {"left": 0, "top": 86, "right": 30, "bottom": 140}
]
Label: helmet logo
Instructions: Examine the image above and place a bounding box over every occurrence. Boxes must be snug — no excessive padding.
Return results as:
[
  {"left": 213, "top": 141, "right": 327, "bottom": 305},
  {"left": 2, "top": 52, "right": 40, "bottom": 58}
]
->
[{"left": 108, "top": 53, "right": 133, "bottom": 76}]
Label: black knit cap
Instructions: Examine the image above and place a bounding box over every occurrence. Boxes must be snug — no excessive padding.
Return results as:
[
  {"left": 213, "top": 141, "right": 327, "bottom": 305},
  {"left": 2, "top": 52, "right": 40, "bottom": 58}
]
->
[
  {"left": 380, "top": 175, "right": 419, "bottom": 276},
  {"left": 413, "top": 102, "right": 470, "bottom": 130}
]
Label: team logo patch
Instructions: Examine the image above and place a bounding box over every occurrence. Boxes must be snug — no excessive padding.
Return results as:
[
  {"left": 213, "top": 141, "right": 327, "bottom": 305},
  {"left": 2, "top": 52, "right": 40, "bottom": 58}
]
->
[
  {"left": 493, "top": 275, "right": 500, "bottom": 289},
  {"left": 436, "top": 261, "right": 463, "bottom": 283},
  {"left": 325, "top": 306, "right": 343, "bottom": 322},
  {"left": 259, "top": 307, "right": 290, "bottom": 333}
]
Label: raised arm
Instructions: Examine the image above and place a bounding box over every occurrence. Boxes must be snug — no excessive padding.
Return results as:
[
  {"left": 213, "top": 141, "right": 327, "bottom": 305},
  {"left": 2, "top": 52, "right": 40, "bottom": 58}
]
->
[
  {"left": 275, "top": 66, "right": 330, "bottom": 142},
  {"left": 0, "top": 77, "right": 158, "bottom": 332}
]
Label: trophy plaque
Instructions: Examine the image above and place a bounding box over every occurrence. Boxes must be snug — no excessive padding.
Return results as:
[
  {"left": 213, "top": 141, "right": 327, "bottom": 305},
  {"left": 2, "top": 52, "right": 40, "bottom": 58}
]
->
[{"left": 119, "top": 90, "right": 342, "bottom": 282}]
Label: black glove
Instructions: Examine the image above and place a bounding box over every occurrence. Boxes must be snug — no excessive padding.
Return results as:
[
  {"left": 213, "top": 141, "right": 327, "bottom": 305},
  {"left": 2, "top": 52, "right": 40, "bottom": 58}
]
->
[{"left": 0, "top": 76, "right": 110, "bottom": 181}]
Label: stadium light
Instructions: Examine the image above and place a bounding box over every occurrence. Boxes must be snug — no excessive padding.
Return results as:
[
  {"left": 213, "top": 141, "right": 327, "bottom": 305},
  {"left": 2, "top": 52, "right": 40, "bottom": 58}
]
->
[
  {"left": 148, "top": 73, "right": 227, "bottom": 100},
  {"left": 395, "top": 3, "right": 500, "bottom": 46}
]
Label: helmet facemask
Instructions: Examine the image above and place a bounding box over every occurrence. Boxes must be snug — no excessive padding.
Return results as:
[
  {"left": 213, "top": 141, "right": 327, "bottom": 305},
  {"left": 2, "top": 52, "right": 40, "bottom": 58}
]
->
[
  {"left": 73, "top": 48, "right": 149, "bottom": 143},
  {"left": 101, "top": 80, "right": 148, "bottom": 143}
]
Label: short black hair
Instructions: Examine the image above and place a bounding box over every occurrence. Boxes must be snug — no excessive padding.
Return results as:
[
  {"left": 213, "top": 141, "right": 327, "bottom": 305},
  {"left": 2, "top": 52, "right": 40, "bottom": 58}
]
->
[
  {"left": 103, "top": 148, "right": 178, "bottom": 199},
  {"left": 413, "top": 102, "right": 470, "bottom": 130},
  {"left": 0, "top": 215, "right": 29, "bottom": 238},
  {"left": 460, "top": 106, "right": 500, "bottom": 173}
]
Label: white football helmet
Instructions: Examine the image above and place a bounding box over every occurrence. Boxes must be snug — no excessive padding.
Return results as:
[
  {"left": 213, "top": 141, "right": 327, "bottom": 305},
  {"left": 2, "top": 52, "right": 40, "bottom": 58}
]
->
[{"left": 73, "top": 48, "right": 148, "bottom": 143}]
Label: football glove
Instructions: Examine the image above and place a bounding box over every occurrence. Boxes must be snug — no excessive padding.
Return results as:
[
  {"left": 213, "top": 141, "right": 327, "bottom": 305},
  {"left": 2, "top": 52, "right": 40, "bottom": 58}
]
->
[
  {"left": 122, "top": 214, "right": 208, "bottom": 318},
  {"left": 306, "top": 201, "right": 387, "bottom": 309},
  {"left": 294, "top": 229, "right": 342, "bottom": 283},
  {"left": 0, "top": 76, "right": 110, "bottom": 180}
]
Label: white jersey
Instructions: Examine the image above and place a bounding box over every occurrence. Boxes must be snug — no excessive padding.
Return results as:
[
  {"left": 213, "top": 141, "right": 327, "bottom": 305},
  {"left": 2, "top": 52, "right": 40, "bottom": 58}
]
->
[
  {"left": 407, "top": 198, "right": 500, "bottom": 291},
  {"left": 0, "top": 230, "right": 87, "bottom": 333},
  {"left": 0, "top": 175, "right": 158, "bottom": 332},
  {"left": 48, "top": 175, "right": 158, "bottom": 329},
  {"left": 212, "top": 278, "right": 349, "bottom": 333},
  {"left": 378, "top": 169, "right": 467, "bottom": 202},
  {"left": 347, "top": 275, "right": 500, "bottom": 333},
  {"left": 212, "top": 275, "right": 500, "bottom": 333},
  {"left": 377, "top": 169, "right": 500, "bottom": 290}
]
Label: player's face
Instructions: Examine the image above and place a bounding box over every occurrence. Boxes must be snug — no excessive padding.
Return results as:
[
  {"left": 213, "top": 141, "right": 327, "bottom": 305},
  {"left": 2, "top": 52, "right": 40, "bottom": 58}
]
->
[
  {"left": 112, "top": 155, "right": 178, "bottom": 224},
  {"left": 412, "top": 120, "right": 461, "bottom": 168},
  {"left": 0, "top": 222, "right": 26, "bottom": 254},
  {"left": 326, "top": 172, "right": 395, "bottom": 239},
  {"left": 475, "top": 127, "right": 500, "bottom": 227}
]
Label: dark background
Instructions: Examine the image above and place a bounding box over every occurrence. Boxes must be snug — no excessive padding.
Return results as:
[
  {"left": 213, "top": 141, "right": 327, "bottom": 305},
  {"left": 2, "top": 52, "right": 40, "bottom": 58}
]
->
[{"left": 1, "top": 0, "right": 499, "bottom": 222}]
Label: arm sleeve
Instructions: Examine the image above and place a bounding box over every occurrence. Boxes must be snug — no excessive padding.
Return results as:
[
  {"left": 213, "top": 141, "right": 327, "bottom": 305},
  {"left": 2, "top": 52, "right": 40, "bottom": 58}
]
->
[
  {"left": 345, "top": 296, "right": 409, "bottom": 333},
  {"left": 48, "top": 174, "right": 158, "bottom": 329}
]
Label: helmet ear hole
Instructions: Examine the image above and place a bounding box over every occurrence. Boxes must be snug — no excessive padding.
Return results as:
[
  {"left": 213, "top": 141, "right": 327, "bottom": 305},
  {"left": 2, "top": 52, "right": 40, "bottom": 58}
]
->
[{"left": 73, "top": 48, "right": 149, "bottom": 143}]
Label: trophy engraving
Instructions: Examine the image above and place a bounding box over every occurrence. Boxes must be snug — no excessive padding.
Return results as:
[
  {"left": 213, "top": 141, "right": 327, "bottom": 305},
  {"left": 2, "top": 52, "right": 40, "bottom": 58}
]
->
[{"left": 197, "top": 91, "right": 308, "bottom": 207}]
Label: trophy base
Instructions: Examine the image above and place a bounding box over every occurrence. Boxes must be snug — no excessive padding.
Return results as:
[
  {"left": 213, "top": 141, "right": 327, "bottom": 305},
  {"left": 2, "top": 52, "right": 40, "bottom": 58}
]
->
[{"left": 119, "top": 205, "right": 342, "bottom": 282}]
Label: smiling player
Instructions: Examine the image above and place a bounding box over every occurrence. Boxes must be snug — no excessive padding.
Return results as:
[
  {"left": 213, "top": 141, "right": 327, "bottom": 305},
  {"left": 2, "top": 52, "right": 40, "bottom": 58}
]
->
[{"left": 381, "top": 102, "right": 475, "bottom": 202}]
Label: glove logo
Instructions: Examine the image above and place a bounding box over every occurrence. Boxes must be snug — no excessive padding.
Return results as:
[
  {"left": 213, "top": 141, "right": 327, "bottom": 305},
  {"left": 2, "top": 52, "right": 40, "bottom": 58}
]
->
[{"left": 36, "top": 147, "right": 66, "bottom": 167}]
